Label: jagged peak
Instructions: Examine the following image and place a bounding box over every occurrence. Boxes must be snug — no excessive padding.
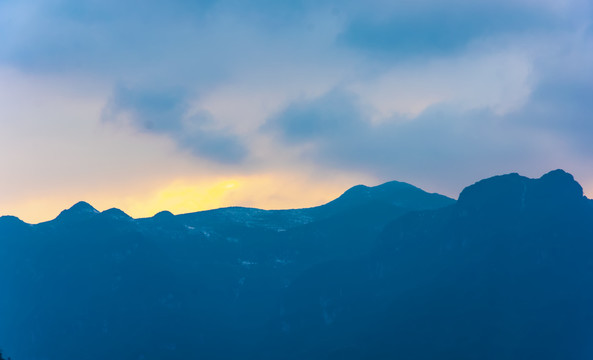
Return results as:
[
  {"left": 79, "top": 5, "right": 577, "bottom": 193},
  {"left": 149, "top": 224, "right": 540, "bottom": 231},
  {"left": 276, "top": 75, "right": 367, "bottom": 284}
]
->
[{"left": 458, "top": 169, "right": 585, "bottom": 212}]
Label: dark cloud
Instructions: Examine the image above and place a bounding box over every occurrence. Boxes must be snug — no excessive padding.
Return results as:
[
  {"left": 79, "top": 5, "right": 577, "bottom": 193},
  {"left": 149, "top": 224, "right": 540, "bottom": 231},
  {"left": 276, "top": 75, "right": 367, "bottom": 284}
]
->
[
  {"left": 337, "top": 2, "right": 557, "bottom": 59},
  {"left": 0, "top": 0, "right": 584, "bottom": 77},
  {"left": 106, "top": 85, "right": 189, "bottom": 132},
  {"left": 103, "top": 85, "right": 248, "bottom": 164},
  {"left": 2, "top": 0, "right": 592, "bottom": 192},
  {"left": 263, "top": 90, "right": 367, "bottom": 143},
  {"left": 0, "top": 0, "right": 320, "bottom": 74},
  {"left": 264, "top": 87, "right": 584, "bottom": 195},
  {"left": 510, "top": 80, "right": 593, "bottom": 156}
]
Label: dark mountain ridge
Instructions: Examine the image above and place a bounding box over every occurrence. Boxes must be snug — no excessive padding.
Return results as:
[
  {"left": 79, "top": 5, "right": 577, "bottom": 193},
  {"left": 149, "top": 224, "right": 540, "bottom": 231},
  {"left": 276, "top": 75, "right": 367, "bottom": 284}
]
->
[
  {"left": 1, "top": 170, "right": 592, "bottom": 360},
  {"left": 457, "top": 169, "right": 587, "bottom": 214},
  {"left": 2, "top": 179, "right": 454, "bottom": 227},
  {"left": 265, "top": 170, "right": 593, "bottom": 359},
  {"left": 0, "top": 179, "right": 454, "bottom": 360}
]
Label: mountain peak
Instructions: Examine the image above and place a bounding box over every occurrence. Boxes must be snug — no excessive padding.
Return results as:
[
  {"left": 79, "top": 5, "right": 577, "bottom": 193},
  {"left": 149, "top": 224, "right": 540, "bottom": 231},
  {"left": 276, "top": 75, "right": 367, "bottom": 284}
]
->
[
  {"left": 101, "top": 208, "right": 133, "bottom": 221},
  {"left": 538, "top": 169, "right": 583, "bottom": 197},
  {"left": 0, "top": 215, "right": 29, "bottom": 227},
  {"left": 320, "top": 180, "right": 454, "bottom": 216},
  {"left": 458, "top": 169, "right": 585, "bottom": 214},
  {"left": 541, "top": 168, "right": 572, "bottom": 178},
  {"left": 338, "top": 181, "right": 418, "bottom": 200},
  {"left": 55, "top": 201, "right": 99, "bottom": 222},
  {"left": 69, "top": 201, "right": 99, "bottom": 213},
  {"left": 336, "top": 181, "right": 423, "bottom": 203},
  {"left": 0, "top": 215, "right": 31, "bottom": 235},
  {"left": 153, "top": 210, "right": 175, "bottom": 218}
]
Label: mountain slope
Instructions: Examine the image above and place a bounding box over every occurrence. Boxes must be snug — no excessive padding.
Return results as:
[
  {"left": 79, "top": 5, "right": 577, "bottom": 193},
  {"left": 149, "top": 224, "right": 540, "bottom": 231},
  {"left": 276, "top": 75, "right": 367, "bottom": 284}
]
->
[
  {"left": 266, "top": 170, "right": 593, "bottom": 359},
  {"left": 0, "top": 180, "right": 454, "bottom": 360},
  {"left": 2, "top": 171, "right": 591, "bottom": 360}
]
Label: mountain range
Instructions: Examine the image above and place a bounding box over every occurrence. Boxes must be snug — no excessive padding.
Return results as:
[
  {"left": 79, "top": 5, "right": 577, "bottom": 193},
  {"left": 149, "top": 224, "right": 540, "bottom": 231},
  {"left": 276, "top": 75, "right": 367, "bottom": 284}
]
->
[{"left": 1, "top": 170, "right": 592, "bottom": 360}]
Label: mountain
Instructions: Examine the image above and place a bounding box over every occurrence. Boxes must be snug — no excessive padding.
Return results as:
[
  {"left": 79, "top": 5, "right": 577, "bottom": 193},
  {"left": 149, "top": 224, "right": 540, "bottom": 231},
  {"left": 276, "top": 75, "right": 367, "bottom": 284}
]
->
[
  {"left": 1, "top": 171, "right": 592, "bottom": 360},
  {"left": 54, "top": 201, "right": 100, "bottom": 221},
  {"left": 0, "top": 180, "right": 453, "bottom": 360},
  {"left": 265, "top": 170, "right": 593, "bottom": 359}
]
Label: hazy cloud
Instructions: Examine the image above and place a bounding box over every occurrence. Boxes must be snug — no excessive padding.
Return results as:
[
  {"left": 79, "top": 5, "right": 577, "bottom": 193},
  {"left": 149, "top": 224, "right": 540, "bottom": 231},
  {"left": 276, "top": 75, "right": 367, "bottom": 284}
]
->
[
  {"left": 337, "top": 1, "right": 557, "bottom": 59},
  {"left": 103, "top": 85, "right": 248, "bottom": 164},
  {"left": 1, "top": 0, "right": 592, "bottom": 208},
  {"left": 264, "top": 90, "right": 367, "bottom": 144},
  {"left": 265, "top": 76, "right": 592, "bottom": 194}
]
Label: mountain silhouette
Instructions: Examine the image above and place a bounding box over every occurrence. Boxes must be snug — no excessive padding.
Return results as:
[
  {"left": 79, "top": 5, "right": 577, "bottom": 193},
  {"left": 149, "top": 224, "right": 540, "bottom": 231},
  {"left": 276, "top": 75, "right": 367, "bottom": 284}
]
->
[
  {"left": 0, "top": 171, "right": 591, "bottom": 360},
  {"left": 457, "top": 169, "right": 586, "bottom": 214},
  {"left": 266, "top": 170, "right": 593, "bottom": 359},
  {"left": 100, "top": 208, "right": 134, "bottom": 221},
  {"left": 51, "top": 201, "right": 100, "bottom": 224}
]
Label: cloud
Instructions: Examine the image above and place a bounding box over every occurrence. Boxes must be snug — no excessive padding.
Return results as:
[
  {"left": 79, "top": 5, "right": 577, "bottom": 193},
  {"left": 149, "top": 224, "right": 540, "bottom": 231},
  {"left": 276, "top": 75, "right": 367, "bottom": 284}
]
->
[
  {"left": 263, "top": 90, "right": 367, "bottom": 144},
  {"left": 102, "top": 85, "right": 248, "bottom": 164},
  {"left": 348, "top": 48, "right": 534, "bottom": 119},
  {"left": 337, "top": 1, "right": 557, "bottom": 59},
  {"left": 264, "top": 75, "right": 591, "bottom": 196},
  {"left": 1, "top": 0, "right": 593, "bottom": 222}
]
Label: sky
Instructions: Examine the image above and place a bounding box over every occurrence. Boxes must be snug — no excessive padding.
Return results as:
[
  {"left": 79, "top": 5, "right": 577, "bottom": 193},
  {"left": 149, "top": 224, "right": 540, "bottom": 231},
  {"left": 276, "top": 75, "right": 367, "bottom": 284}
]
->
[{"left": 1, "top": 0, "right": 592, "bottom": 223}]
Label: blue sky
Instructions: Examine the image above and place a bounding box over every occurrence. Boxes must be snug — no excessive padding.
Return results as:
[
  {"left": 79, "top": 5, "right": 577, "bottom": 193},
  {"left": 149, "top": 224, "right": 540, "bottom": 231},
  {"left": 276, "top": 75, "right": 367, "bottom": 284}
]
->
[{"left": 1, "top": 0, "right": 592, "bottom": 222}]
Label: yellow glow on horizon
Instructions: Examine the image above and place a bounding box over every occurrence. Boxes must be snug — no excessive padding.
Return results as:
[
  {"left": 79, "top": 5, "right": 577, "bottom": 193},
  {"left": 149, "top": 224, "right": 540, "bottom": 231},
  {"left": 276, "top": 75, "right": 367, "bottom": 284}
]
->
[
  {"left": 1, "top": 172, "right": 367, "bottom": 224},
  {"left": 123, "top": 174, "right": 355, "bottom": 219},
  {"left": 3, "top": 173, "right": 592, "bottom": 224},
  {"left": 127, "top": 178, "right": 245, "bottom": 217}
]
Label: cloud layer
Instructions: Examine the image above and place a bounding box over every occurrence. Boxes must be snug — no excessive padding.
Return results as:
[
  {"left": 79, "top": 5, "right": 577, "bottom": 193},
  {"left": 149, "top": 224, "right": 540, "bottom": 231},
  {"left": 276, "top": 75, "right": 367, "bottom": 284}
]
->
[{"left": 1, "top": 0, "right": 592, "bottom": 221}]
